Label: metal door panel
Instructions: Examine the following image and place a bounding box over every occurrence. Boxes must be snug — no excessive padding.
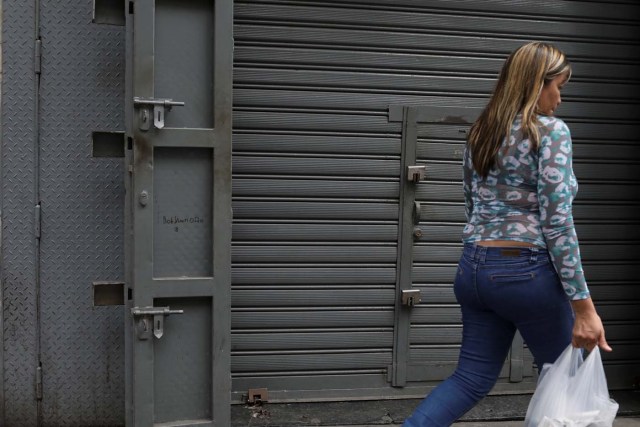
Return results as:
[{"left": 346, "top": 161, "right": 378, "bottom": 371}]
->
[
  {"left": 232, "top": 289, "right": 396, "bottom": 307},
  {"left": 153, "top": 298, "right": 212, "bottom": 424},
  {"left": 231, "top": 310, "right": 395, "bottom": 329},
  {"left": 232, "top": 156, "right": 401, "bottom": 178},
  {"left": 232, "top": 352, "right": 392, "bottom": 372},
  {"left": 233, "top": 201, "right": 398, "bottom": 220},
  {"left": 233, "top": 179, "right": 399, "bottom": 198},
  {"left": 232, "top": 133, "right": 401, "bottom": 155},
  {"left": 232, "top": 245, "right": 397, "bottom": 263},
  {"left": 236, "top": 3, "right": 638, "bottom": 41},
  {"left": 232, "top": 331, "right": 394, "bottom": 351},
  {"left": 232, "top": 223, "right": 399, "bottom": 242},
  {"left": 153, "top": 147, "right": 213, "bottom": 278},
  {"left": 154, "top": 0, "right": 214, "bottom": 129},
  {"left": 0, "top": 3, "right": 38, "bottom": 425},
  {"left": 231, "top": 267, "right": 396, "bottom": 285},
  {"left": 389, "top": 106, "right": 534, "bottom": 389},
  {"left": 125, "top": 0, "right": 232, "bottom": 425}
]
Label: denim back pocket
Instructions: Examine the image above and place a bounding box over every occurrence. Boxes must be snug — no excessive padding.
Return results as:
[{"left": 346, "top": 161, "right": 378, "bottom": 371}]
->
[{"left": 490, "top": 271, "right": 535, "bottom": 283}]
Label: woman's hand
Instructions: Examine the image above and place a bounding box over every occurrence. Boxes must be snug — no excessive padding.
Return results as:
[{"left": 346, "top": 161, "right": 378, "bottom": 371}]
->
[{"left": 570, "top": 297, "right": 612, "bottom": 352}]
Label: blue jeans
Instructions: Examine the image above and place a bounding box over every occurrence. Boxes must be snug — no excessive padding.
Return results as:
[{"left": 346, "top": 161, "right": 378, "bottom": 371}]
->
[{"left": 403, "top": 244, "right": 574, "bottom": 427}]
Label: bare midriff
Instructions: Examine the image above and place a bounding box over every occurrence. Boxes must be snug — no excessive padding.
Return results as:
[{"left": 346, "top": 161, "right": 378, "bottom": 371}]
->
[{"left": 476, "top": 240, "right": 540, "bottom": 248}]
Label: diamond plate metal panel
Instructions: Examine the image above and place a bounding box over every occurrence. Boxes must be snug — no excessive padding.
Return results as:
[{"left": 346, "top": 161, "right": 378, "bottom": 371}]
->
[
  {"left": 1, "top": 2, "right": 38, "bottom": 426},
  {"left": 153, "top": 298, "right": 212, "bottom": 423},
  {"left": 153, "top": 148, "right": 213, "bottom": 278},
  {"left": 37, "top": 1, "right": 125, "bottom": 424}
]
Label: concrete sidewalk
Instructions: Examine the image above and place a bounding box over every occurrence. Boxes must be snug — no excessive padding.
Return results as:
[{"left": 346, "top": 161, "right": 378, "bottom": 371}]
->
[
  {"left": 326, "top": 418, "right": 640, "bottom": 427},
  {"left": 451, "top": 419, "right": 640, "bottom": 426},
  {"left": 232, "top": 390, "right": 640, "bottom": 426}
]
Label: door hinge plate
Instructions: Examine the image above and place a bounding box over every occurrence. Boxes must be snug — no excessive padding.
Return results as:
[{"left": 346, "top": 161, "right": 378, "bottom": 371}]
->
[
  {"left": 36, "top": 365, "right": 43, "bottom": 400},
  {"left": 35, "top": 204, "right": 41, "bottom": 239},
  {"left": 34, "top": 39, "right": 42, "bottom": 75}
]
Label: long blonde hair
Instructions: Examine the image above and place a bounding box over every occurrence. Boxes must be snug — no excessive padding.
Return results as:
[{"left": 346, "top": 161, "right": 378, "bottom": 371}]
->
[{"left": 467, "top": 42, "right": 572, "bottom": 177}]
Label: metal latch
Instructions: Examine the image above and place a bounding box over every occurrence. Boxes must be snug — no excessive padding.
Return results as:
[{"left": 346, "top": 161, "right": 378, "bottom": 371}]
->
[
  {"left": 131, "top": 306, "right": 184, "bottom": 340},
  {"left": 407, "top": 165, "right": 427, "bottom": 182},
  {"left": 133, "top": 97, "right": 185, "bottom": 131},
  {"left": 413, "top": 201, "right": 421, "bottom": 224},
  {"left": 401, "top": 289, "right": 421, "bottom": 307}
]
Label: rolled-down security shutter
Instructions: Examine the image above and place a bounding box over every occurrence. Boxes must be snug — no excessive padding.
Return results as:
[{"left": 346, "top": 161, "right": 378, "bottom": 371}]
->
[{"left": 232, "top": 0, "right": 640, "bottom": 402}]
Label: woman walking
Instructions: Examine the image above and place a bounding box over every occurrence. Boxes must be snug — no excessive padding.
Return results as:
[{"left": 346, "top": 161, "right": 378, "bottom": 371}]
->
[{"left": 402, "top": 42, "right": 611, "bottom": 427}]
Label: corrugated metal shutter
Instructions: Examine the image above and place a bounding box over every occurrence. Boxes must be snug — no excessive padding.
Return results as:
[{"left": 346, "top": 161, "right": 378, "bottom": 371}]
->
[{"left": 231, "top": 0, "right": 640, "bottom": 402}]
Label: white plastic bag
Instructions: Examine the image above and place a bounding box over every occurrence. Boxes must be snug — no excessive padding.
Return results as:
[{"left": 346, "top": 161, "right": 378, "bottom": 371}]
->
[{"left": 525, "top": 345, "right": 619, "bottom": 427}]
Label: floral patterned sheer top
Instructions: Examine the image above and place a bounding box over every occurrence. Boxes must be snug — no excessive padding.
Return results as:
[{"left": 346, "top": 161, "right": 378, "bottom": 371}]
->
[{"left": 462, "top": 114, "right": 589, "bottom": 300}]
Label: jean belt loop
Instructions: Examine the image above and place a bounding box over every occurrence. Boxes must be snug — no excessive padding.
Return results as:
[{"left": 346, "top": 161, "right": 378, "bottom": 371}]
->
[
  {"left": 472, "top": 244, "right": 480, "bottom": 262},
  {"left": 530, "top": 247, "right": 539, "bottom": 263},
  {"left": 479, "top": 245, "right": 487, "bottom": 263}
]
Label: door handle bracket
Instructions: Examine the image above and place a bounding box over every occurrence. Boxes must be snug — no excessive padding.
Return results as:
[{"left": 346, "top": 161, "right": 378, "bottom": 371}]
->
[
  {"left": 401, "top": 289, "right": 421, "bottom": 307},
  {"left": 407, "top": 165, "right": 427, "bottom": 182}
]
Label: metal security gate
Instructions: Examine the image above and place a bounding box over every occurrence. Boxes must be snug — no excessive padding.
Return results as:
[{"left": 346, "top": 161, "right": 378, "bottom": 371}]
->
[
  {"left": 124, "top": 1, "right": 232, "bottom": 426},
  {"left": 231, "top": 0, "right": 640, "bottom": 402},
  {"left": 389, "top": 106, "right": 535, "bottom": 391}
]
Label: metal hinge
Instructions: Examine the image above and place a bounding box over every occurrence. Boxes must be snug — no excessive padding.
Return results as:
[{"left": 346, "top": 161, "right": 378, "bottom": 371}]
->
[
  {"left": 35, "top": 204, "right": 41, "bottom": 239},
  {"left": 34, "top": 39, "right": 42, "bottom": 75},
  {"left": 36, "top": 364, "right": 43, "bottom": 400}
]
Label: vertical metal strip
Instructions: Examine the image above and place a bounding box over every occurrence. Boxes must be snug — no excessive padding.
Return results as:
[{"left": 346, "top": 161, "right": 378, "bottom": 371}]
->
[
  {"left": 391, "top": 106, "right": 418, "bottom": 387},
  {"left": 212, "top": 0, "right": 233, "bottom": 425},
  {"left": 124, "top": 0, "right": 134, "bottom": 424},
  {"left": 131, "top": 1, "right": 155, "bottom": 425},
  {"left": 0, "top": 1, "right": 4, "bottom": 422},
  {"left": 34, "top": 0, "right": 43, "bottom": 424}
]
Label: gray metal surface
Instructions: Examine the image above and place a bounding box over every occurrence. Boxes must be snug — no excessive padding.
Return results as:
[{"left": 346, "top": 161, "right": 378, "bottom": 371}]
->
[
  {"left": 391, "top": 107, "right": 418, "bottom": 387},
  {"left": 232, "top": 0, "right": 640, "bottom": 403},
  {"left": 153, "top": 298, "right": 212, "bottom": 423},
  {"left": 37, "top": 0, "right": 125, "bottom": 424},
  {"left": 1, "top": 1, "right": 38, "bottom": 426},
  {"left": 126, "top": 0, "right": 233, "bottom": 425},
  {"left": 154, "top": 0, "right": 214, "bottom": 129},
  {"left": 153, "top": 147, "right": 213, "bottom": 278}
]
